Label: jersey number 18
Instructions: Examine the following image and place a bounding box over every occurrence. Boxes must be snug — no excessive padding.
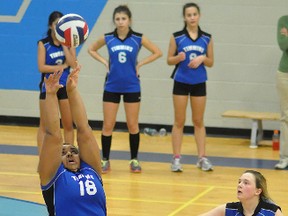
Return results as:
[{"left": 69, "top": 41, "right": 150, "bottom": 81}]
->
[{"left": 78, "top": 180, "right": 97, "bottom": 196}]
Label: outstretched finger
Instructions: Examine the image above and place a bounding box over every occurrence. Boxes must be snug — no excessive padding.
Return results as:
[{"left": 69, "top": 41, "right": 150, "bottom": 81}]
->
[{"left": 70, "top": 65, "right": 81, "bottom": 77}]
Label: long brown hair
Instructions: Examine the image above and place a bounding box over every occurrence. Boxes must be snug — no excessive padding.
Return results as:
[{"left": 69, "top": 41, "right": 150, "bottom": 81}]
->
[{"left": 244, "top": 170, "right": 272, "bottom": 201}]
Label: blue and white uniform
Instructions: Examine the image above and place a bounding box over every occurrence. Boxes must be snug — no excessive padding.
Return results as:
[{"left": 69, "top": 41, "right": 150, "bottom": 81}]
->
[
  {"left": 104, "top": 29, "right": 142, "bottom": 93},
  {"left": 41, "top": 161, "right": 107, "bottom": 216},
  {"left": 38, "top": 36, "right": 70, "bottom": 92},
  {"left": 171, "top": 27, "right": 211, "bottom": 85},
  {"left": 225, "top": 200, "right": 281, "bottom": 216}
]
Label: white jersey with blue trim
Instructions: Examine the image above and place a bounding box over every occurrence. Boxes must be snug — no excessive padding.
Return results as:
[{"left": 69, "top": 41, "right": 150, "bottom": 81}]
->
[
  {"left": 41, "top": 161, "right": 107, "bottom": 216},
  {"left": 171, "top": 27, "right": 211, "bottom": 85},
  {"left": 104, "top": 29, "right": 142, "bottom": 93}
]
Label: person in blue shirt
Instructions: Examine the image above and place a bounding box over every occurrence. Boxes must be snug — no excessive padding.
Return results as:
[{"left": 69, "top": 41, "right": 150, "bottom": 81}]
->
[
  {"left": 167, "top": 3, "right": 214, "bottom": 172},
  {"left": 88, "top": 5, "right": 162, "bottom": 173},
  {"left": 198, "top": 170, "right": 283, "bottom": 216},
  {"left": 37, "top": 11, "right": 77, "bottom": 154},
  {"left": 38, "top": 66, "right": 107, "bottom": 216}
]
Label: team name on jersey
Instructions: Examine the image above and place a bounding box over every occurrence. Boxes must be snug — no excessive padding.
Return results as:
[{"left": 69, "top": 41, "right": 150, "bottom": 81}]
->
[
  {"left": 183, "top": 45, "right": 204, "bottom": 53},
  {"left": 49, "top": 51, "right": 64, "bottom": 59},
  {"left": 111, "top": 45, "right": 133, "bottom": 52},
  {"left": 71, "top": 174, "right": 95, "bottom": 181}
]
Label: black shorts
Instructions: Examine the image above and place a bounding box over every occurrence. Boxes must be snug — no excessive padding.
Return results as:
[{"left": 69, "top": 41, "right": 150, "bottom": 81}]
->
[
  {"left": 39, "top": 86, "right": 68, "bottom": 100},
  {"left": 103, "top": 91, "right": 141, "bottom": 103},
  {"left": 173, "top": 81, "right": 206, "bottom": 96}
]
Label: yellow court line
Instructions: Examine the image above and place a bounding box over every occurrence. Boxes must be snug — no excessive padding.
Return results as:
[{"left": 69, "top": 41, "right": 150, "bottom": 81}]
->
[
  {"left": 0, "top": 171, "right": 235, "bottom": 190},
  {"left": 107, "top": 197, "right": 183, "bottom": 204},
  {"left": 104, "top": 178, "right": 234, "bottom": 189},
  {"left": 107, "top": 197, "right": 222, "bottom": 206},
  {"left": 0, "top": 171, "right": 38, "bottom": 177},
  {"left": 0, "top": 189, "right": 41, "bottom": 195},
  {"left": 0, "top": 190, "right": 220, "bottom": 207},
  {"left": 168, "top": 186, "right": 215, "bottom": 216}
]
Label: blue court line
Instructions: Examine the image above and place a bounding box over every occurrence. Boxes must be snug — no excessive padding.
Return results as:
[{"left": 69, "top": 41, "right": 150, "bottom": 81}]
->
[
  {"left": 0, "top": 196, "right": 47, "bottom": 216},
  {"left": 0, "top": 144, "right": 282, "bottom": 170}
]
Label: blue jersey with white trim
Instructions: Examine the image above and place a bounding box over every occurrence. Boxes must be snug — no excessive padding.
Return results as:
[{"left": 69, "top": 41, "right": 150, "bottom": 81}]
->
[
  {"left": 225, "top": 200, "right": 281, "bottom": 216},
  {"left": 171, "top": 27, "right": 211, "bottom": 85},
  {"left": 41, "top": 161, "right": 107, "bottom": 216},
  {"left": 104, "top": 29, "right": 142, "bottom": 93},
  {"left": 38, "top": 36, "right": 70, "bottom": 93}
]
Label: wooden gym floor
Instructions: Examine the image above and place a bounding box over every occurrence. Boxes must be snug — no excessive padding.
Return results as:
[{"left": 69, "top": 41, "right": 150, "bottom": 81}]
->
[{"left": 0, "top": 125, "right": 287, "bottom": 215}]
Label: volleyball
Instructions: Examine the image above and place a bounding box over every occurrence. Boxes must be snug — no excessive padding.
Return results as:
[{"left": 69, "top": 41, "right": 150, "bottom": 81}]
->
[{"left": 55, "top": 13, "right": 89, "bottom": 48}]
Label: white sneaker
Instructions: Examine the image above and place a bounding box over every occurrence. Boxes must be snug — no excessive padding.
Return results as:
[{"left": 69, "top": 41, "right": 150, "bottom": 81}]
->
[
  {"left": 171, "top": 158, "right": 183, "bottom": 172},
  {"left": 197, "top": 157, "right": 213, "bottom": 171},
  {"left": 275, "top": 159, "right": 288, "bottom": 170}
]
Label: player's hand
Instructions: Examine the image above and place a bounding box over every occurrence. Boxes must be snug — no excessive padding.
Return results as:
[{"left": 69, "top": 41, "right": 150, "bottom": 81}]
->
[
  {"left": 66, "top": 65, "right": 81, "bottom": 92},
  {"left": 188, "top": 55, "right": 205, "bottom": 69},
  {"left": 280, "top": 27, "right": 288, "bottom": 37},
  {"left": 44, "top": 70, "right": 63, "bottom": 94},
  {"left": 178, "top": 52, "right": 186, "bottom": 62}
]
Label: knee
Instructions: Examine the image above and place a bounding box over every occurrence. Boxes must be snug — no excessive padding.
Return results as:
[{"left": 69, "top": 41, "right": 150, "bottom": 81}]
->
[
  {"left": 280, "top": 115, "right": 288, "bottom": 123},
  {"left": 174, "top": 120, "right": 185, "bottom": 129},
  {"left": 65, "top": 124, "right": 74, "bottom": 132},
  {"left": 193, "top": 118, "right": 204, "bottom": 128},
  {"left": 127, "top": 123, "right": 139, "bottom": 134},
  {"left": 102, "top": 122, "right": 115, "bottom": 134}
]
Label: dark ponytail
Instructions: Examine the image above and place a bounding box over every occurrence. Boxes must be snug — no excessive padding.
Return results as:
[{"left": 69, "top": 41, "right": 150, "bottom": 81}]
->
[{"left": 46, "top": 11, "right": 63, "bottom": 37}]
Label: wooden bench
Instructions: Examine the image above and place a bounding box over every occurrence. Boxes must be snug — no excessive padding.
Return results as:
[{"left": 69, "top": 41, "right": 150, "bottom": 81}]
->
[{"left": 222, "top": 110, "right": 280, "bottom": 148}]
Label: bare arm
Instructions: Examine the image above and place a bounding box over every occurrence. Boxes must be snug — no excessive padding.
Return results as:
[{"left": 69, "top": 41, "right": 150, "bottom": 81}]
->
[
  {"left": 38, "top": 71, "right": 64, "bottom": 186},
  {"left": 203, "top": 38, "right": 214, "bottom": 67},
  {"left": 66, "top": 66, "right": 102, "bottom": 175},
  {"left": 62, "top": 46, "right": 77, "bottom": 69},
  {"left": 136, "top": 35, "right": 162, "bottom": 72},
  {"left": 167, "top": 35, "right": 185, "bottom": 65},
  {"left": 198, "top": 205, "right": 226, "bottom": 216},
  {"left": 37, "top": 41, "right": 68, "bottom": 73},
  {"left": 88, "top": 35, "right": 109, "bottom": 70}
]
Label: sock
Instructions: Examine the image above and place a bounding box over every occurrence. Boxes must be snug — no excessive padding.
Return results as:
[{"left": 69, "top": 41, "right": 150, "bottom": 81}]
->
[
  {"left": 101, "top": 134, "right": 112, "bottom": 160},
  {"left": 174, "top": 154, "right": 181, "bottom": 159},
  {"left": 129, "top": 132, "right": 140, "bottom": 159}
]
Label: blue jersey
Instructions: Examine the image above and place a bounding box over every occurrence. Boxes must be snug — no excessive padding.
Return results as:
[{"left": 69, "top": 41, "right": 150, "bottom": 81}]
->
[
  {"left": 41, "top": 161, "right": 107, "bottom": 216},
  {"left": 104, "top": 29, "right": 142, "bottom": 93},
  {"left": 171, "top": 27, "right": 211, "bottom": 85},
  {"left": 38, "top": 36, "right": 70, "bottom": 93},
  {"left": 225, "top": 200, "right": 281, "bottom": 216}
]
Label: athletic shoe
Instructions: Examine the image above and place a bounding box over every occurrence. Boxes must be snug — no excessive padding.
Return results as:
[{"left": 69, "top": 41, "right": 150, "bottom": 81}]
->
[
  {"left": 275, "top": 159, "right": 288, "bottom": 170},
  {"left": 171, "top": 157, "right": 183, "bottom": 172},
  {"left": 101, "top": 160, "right": 110, "bottom": 174},
  {"left": 197, "top": 157, "right": 213, "bottom": 171},
  {"left": 130, "top": 159, "right": 142, "bottom": 173}
]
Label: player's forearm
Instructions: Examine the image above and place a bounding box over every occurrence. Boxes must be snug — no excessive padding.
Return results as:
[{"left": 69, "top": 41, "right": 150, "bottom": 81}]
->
[
  {"left": 45, "top": 93, "right": 61, "bottom": 135},
  {"left": 67, "top": 89, "right": 89, "bottom": 129}
]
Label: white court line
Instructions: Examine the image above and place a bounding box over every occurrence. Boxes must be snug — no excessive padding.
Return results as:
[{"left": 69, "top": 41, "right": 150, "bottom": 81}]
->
[{"left": 0, "top": 0, "right": 31, "bottom": 23}]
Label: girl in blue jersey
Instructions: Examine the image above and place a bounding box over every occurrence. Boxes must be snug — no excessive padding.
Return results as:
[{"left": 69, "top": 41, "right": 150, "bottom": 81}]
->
[
  {"left": 37, "top": 11, "right": 77, "bottom": 153},
  {"left": 167, "top": 3, "right": 214, "bottom": 172},
  {"left": 39, "top": 66, "right": 107, "bottom": 216},
  {"left": 88, "top": 5, "right": 162, "bottom": 173},
  {"left": 198, "top": 170, "right": 283, "bottom": 216}
]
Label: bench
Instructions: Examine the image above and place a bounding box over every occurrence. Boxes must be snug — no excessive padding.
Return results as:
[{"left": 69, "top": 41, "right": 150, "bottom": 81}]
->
[{"left": 222, "top": 110, "right": 280, "bottom": 148}]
